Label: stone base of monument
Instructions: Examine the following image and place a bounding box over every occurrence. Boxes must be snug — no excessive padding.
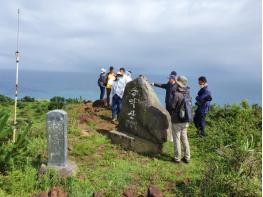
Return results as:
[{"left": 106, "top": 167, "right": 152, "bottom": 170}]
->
[
  {"left": 50, "top": 161, "right": 78, "bottom": 177},
  {"left": 40, "top": 161, "right": 78, "bottom": 178},
  {"left": 109, "top": 130, "right": 162, "bottom": 154}
]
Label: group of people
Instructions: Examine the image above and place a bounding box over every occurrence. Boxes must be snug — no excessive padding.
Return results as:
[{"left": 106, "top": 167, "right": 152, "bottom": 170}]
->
[
  {"left": 98, "top": 66, "right": 132, "bottom": 121},
  {"left": 152, "top": 72, "right": 212, "bottom": 163},
  {"left": 98, "top": 68, "right": 212, "bottom": 164}
]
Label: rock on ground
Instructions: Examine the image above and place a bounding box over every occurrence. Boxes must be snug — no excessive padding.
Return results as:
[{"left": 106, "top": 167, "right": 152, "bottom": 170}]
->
[
  {"left": 93, "top": 192, "right": 104, "bottom": 197},
  {"left": 120, "top": 186, "right": 136, "bottom": 197},
  {"left": 92, "top": 99, "right": 107, "bottom": 108},
  {"left": 32, "top": 187, "right": 67, "bottom": 197},
  {"left": 50, "top": 187, "right": 67, "bottom": 197},
  {"left": 147, "top": 186, "right": 164, "bottom": 197},
  {"left": 118, "top": 75, "right": 172, "bottom": 149},
  {"left": 31, "top": 191, "right": 49, "bottom": 197}
]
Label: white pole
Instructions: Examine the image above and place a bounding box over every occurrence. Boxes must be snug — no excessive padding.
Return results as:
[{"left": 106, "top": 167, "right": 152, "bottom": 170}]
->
[{"left": 13, "top": 8, "right": 20, "bottom": 143}]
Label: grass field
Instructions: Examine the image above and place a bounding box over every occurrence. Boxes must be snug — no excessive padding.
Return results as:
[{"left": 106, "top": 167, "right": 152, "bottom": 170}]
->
[{"left": 0, "top": 96, "right": 261, "bottom": 196}]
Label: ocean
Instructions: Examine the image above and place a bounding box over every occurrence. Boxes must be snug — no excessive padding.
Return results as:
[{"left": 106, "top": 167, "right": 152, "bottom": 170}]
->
[{"left": 0, "top": 69, "right": 261, "bottom": 105}]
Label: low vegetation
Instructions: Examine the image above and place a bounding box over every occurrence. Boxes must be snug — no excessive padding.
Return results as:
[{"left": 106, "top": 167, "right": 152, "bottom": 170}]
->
[{"left": 0, "top": 95, "right": 261, "bottom": 196}]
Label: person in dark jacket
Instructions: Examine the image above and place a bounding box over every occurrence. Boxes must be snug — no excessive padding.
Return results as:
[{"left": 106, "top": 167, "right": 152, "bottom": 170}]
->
[
  {"left": 152, "top": 71, "right": 177, "bottom": 112},
  {"left": 169, "top": 75, "right": 191, "bottom": 163},
  {"left": 98, "top": 68, "right": 107, "bottom": 100},
  {"left": 194, "top": 76, "right": 212, "bottom": 137}
]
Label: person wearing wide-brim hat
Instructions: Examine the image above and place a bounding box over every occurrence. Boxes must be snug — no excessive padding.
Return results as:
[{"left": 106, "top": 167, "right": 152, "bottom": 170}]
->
[
  {"left": 176, "top": 75, "right": 188, "bottom": 88},
  {"left": 169, "top": 75, "right": 192, "bottom": 164}
]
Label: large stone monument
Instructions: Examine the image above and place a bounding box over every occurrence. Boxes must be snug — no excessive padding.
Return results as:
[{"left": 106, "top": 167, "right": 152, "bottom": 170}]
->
[
  {"left": 46, "top": 110, "right": 77, "bottom": 177},
  {"left": 109, "top": 75, "right": 172, "bottom": 154}
]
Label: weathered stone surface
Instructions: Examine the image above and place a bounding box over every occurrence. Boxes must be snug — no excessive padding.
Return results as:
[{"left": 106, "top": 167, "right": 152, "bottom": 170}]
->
[
  {"left": 46, "top": 110, "right": 78, "bottom": 177},
  {"left": 58, "top": 160, "right": 78, "bottom": 177},
  {"left": 32, "top": 187, "right": 67, "bottom": 197},
  {"left": 38, "top": 164, "right": 48, "bottom": 177},
  {"left": 93, "top": 192, "right": 104, "bottom": 197},
  {"left": 118, "top": 75, "right": 172, "bottom": 146},
  {"left": 84, "top": 103, "right": 93, "bottom": 112},
  {"left": 147, "top": 186, "right": 163, "bottom": 197},
  {"left": 120, "top": 186, "right": 136, "bottom": 197},
  {"left": 31, "top": 191, "right": 48, "bottom": 197},
  {"left": 92, "top": 99, "right": 107, "bottom": 108},
  {"left": 79, "top": 114, "right": 91, "bottom": 124},
  {"left": 83, "top": 100, "right": 92, "bottom": 104},
  {"left": 50, "top": 186, "right": 67, "bottom": 197},
  {"left": 40, "top": 161, "right": 78, "bottom": 178},
  {"left": 109, "top": 130, "right": 162, "bottom": 154},
  {"left": 47, "top": 110, "right": 68, "bottom": 167}
]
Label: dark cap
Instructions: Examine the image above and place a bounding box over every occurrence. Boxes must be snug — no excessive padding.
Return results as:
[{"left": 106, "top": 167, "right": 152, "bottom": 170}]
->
[{"left": 170, "top": 71, "right": 177, "bottom": 76}]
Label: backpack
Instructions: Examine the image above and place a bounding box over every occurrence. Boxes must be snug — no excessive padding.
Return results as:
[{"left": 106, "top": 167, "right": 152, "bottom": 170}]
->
[
  {"left": 179, "top": 93, "right": 193, "bottom": 122},
  {"left": 98, "top": 74, "right": 107, "bottom": 87}
]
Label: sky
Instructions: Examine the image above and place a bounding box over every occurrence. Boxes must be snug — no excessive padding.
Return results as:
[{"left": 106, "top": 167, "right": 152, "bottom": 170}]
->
[{"left": 0, "top": 0, "right": 261, "bottom": 78}]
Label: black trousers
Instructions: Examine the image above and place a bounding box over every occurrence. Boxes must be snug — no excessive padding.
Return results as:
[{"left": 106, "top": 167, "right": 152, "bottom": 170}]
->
[
  {"left": 106, "top": 88, "right": 112, "bottom": 106},
  {"left": 165, "top": 103, "right": 169, "bottom": 111},
  {"left": 194, "top": 112, "right": 206, "bottom": 136}
]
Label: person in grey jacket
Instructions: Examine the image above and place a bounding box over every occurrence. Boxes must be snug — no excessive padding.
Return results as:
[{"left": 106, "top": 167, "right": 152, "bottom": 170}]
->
[{"left": 169, "top": 76, "right": 191, "bottom": 164}]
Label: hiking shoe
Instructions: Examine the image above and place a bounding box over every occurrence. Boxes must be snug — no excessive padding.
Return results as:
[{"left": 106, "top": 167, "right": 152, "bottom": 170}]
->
[
  {"left": 174, "top": 159, "right": 181, "bottom": 164},
  {"left": 111, "top": 119, "right": 118, "bottom": 124},
  {"left": 198, "top": 134, "right": 205, "bottom": 138},
  {"left": 182, "top": 158, "right": 190, "bottom": 164}
]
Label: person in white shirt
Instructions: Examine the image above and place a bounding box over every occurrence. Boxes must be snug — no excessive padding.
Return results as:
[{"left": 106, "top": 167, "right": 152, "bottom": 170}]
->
[
  {"left": 111, "top": 71, "right": 127, "bottom": 122},
  {"left": 125, "top": 70, "right": 133, "bottom": 83},
  {"left": 120, "top": 68, "right": 132, "bottom": 85}
]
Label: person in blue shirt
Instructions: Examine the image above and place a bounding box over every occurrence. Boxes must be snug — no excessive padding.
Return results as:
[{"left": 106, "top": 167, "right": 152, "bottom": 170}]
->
[
  {"left": 152, "top": 71, "right": 177, "bottom": 113},
  {"left": 194, "top": 76, "right": 212, "bottom": 137},
  {"left": 111, "top": 71, "right": 127, "bottom": 122}
]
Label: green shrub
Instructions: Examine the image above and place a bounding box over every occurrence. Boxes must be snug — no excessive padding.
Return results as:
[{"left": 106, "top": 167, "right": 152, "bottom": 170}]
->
[
  {"left": 0, "top": 95, "right": 13, "bottom": 106},
  {"left": 48, "top": 96, "right": 66, "bottom": 110},
  {"left": 196, "top": 102, "right": 262, "bottom": 153},
  {"left": 198, "top": 102, "right": 262, "bottom": 196},
  {"left": 17, "top": 101, "right": 26, "bottom": 109},
  {"left": 200, "top": 137, "right": 261, "bottom": 196},
  {"left": 66, "top": 97, "right": 83, "bottom": 104},
  {"left": 0, "top": 110, "right": 31, "bottom": 174},
  {"left": 20, "top": 96, "right": 35, "bottom": 102},
  {"left": 0, "top": 166, "right": 38, "bottom": 196},
  {"left": 35, "top": 103, "right": 48, "bottom": 114}
]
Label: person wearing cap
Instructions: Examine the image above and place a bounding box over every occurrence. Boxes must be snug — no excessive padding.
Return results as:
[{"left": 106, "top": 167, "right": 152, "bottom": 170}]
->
[
  {"left": 105, "top": 66, "right": 116, "bottom": 107},
  {"left": 170, "top": 75, "right": 191, "bottom": 164},
  {"left": 111, "top": 71, "right": 126, "bottom": 122},
  {"left": 151, "top": 71, "right": 177, "bottom": 113},
  {"left": 120, "top": 68, "right": 132, "bottom": 85},
  {"left": 98, "top": 68, "right": 107, "bottom": 100},
  {"left": 194, "top": 76, "right": 212, "bottom": 137}
]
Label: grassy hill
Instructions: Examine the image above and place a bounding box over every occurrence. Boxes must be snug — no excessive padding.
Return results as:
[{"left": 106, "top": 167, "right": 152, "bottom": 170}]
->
[{"left": 0, "top": 95, "right": 261, "bottom": 197}]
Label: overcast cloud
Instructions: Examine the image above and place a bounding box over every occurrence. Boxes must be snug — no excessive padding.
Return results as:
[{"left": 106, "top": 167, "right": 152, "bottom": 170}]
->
[{"left": 0, "top": 0, "right": 261, "bottom": 77}]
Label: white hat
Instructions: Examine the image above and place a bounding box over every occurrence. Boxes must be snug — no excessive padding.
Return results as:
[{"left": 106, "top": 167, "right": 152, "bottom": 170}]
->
[{"left": 101, "top": 68, "right": 106, "bottom": 73}]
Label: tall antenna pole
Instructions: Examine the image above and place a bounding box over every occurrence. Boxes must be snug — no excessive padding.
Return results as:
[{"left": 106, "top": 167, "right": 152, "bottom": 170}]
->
[{"left": 13, "top": 8, "right": 20, "bottom": 143}]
